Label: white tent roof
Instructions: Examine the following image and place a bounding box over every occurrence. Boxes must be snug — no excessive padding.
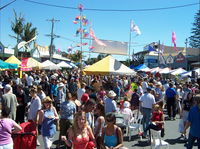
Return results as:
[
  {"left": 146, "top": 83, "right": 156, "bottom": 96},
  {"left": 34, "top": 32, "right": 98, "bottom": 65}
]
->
[
  {"left": 57, "top": 61, "right": 72, "bottom": 68},
  {"left": 42, "top": 60, "right": 61, "bottom": 70},
  {"left": 150, "top": 67, "right": 160, "bottom": 73},
  {"left": 180, "top": 68, "right": 200, "bottom": 77},
  {"left": 170, "top": 68, "right": 187, "bottom": 75},
  {"left": 159, "top": 67, "right": 171, "bottom": 74},
  {"left": 139, "top": 67, "right": 151, "bottom": 72}
]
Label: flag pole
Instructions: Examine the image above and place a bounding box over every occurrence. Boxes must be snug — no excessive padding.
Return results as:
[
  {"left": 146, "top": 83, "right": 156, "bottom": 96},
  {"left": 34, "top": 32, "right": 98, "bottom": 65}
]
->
[
  {"left": 79, "top": 9, "right": 83, "bottom": 71},
  {"left": 128, "top": 20, "right": 132, "bottom": 66},
  {"left": 158, "top": 40, "right": 160, "bottom": 67}
]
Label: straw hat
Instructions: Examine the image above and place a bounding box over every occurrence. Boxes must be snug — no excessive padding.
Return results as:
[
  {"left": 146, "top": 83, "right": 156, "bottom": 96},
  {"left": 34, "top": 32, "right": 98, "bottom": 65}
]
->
[{"left": 108, "top": 90, "right": 116, "bottom": 98}]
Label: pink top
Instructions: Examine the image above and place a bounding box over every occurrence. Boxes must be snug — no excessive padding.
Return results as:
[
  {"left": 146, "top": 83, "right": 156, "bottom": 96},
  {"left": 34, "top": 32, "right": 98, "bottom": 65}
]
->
[
  {"left": 0, "top": 118, "right": 15, "bottom": 145},
  {"left": 73, "top": 133, "right": 90, "bottom": 149}
]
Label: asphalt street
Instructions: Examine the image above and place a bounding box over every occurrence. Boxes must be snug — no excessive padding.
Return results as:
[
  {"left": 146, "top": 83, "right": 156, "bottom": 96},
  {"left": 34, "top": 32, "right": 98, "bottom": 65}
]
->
[{"left": 36, "top": 115, "right": 199, "bottom": 149}]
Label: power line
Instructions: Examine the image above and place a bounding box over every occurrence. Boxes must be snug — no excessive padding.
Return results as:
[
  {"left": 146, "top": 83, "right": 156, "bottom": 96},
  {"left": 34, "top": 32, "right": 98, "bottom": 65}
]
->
[
  {"left": 0, "top": 0, "right": 16, "bottom": 10},
  {"left": 24, "top": 0, "right": 198, "bottom": 12}
]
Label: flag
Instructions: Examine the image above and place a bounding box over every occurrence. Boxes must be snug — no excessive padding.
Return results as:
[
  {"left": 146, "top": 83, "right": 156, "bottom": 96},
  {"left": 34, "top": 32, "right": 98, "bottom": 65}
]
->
[
  {"left": 130, "top": 20, "right": 141, "bottom": 35},
  {"left": 148, "top": 45, "right": 157, "bottom": 52},
  {"left": 78, "top": 4, "right": 84, "bottom": 11},
  {"left": 89, "top": 27, "right": 107, "bottom": 46},
  {"left": 161, "top": 43, "right": 165, "bottom": 54},
  {"left": 89, "top": 27, "right": 96, "bottom": 39},
  {"left": 172, "top": 32, "right": 177, "bottom": 51}
]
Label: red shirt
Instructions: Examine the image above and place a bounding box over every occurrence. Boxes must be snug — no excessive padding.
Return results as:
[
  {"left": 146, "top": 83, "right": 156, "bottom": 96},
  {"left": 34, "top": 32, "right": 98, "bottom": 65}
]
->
[{"left": 151, "top": 111, "right": 163, "bottom": 129}]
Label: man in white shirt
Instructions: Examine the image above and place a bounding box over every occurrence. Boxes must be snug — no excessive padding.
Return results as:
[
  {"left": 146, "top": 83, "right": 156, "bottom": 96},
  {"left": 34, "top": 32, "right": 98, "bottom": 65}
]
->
[
  {"left": 26, "top": 75, "right": 34, "bottom": 87},
  {"left": 77, "top": 83, "right": 86, "bottom": 102},
  {"left": 139, "top": 87, "right": 156, "bottom": 137}
]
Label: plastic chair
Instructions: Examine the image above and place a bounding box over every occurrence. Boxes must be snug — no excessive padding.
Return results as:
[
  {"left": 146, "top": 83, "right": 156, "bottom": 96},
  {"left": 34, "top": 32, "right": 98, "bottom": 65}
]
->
[
  {"left": 127, "top": 114, "right": 143, "bottom": 141},
  {"left": 122, "top": 113, "right": 133, "bottom": 136},
  {"left": 150, "top": 129, "right": 169, "bottom": 149}
]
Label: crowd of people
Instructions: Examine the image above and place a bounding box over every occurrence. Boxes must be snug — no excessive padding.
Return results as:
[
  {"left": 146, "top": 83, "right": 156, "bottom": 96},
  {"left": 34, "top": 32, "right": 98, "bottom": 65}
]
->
[{"left": 0, "top": 69, "right": 199, "bottom": 149}]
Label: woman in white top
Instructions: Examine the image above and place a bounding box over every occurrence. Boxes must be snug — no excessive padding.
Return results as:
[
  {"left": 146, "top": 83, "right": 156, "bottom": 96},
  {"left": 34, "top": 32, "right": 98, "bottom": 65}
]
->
[
  {"left": 94, "top": 103, "right": 105, "bottom": 137},
  {"left": 94, "top": 103, "right": 105, "bottom": 149}
]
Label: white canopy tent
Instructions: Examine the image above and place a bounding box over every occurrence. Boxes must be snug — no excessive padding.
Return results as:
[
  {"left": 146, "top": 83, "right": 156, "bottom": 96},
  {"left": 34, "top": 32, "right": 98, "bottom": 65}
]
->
[
  {"left": 139, "top": 67, "right": 151, "bottom": 72},
  {"left": 179, "top": 68, "right": 200, "bottom": 77},
  {"left": 42, "top": 60, "right": 61, "bottom": 70},
  {"left": 57, "top": 61, "right": 72, "bottom": 68},
  {"left": 159, "top": 67, "right": 171, "bottom": 74},
  {"left": 150, "top": 67, "right": 160, "bottom": 73},
  {"left": 170, "top": 68, "right": 187, "bottom": 75}
]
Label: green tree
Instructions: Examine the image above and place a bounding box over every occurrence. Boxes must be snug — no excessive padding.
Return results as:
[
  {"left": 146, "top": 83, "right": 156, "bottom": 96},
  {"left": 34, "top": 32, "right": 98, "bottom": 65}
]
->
[
  {"left": 10, "top": 10, "right": 37, "bottom": 56},
  {"left": 69, "top": 51, "right": 83, "bottom": 63},
  {"left": 21, "top": 22, "right": 37, "bottom": 42},
  {"left": 11, "top": 10, "right": 24, "bottom": 43},
  {"left": 189, "top": 10, "right": 200, "bottom": 48}
]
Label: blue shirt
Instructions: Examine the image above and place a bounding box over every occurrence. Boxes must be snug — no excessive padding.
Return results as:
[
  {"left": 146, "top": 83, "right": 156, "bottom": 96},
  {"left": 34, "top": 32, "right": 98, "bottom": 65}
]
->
[
  {"left": 104, "top": 97, "right": 117, "bottom": 114},
  {"left": 60, "top": 101, "right": 76, "bottom": 120},
  {"left": 41, "top": 109, "right": 56, "bottom": 137},
  {"left": 187, "top": 105, "right": 200, "bottom": 138},
  {"left": 165, "top": 87, "right": 177, "bottom": 98},
  {"left": 51, "top": 84, "right": 58, "bottom": 97}
]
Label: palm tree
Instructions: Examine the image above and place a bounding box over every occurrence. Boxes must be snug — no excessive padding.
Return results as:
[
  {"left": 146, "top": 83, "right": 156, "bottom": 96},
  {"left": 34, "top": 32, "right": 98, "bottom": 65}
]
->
[
  {"left": 21, "top": 22, "right": 37, "bottom": 42},
  {"left": 10, "top": 10, "right": 37, "bottom": 56},
  {"left": 20, "top": 22, "right": 37, "bottom": 52},
  {"left": 10, "top": 10, "right": 24, "bottom": 56},
  {"left": 11, "top": 10, "right": 24, "bottom": 42}
]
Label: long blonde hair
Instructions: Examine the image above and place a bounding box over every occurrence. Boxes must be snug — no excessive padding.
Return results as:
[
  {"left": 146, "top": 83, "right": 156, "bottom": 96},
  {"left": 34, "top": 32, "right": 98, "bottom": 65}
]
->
[{"left": 72, "top": 111, "right": 87, "bottom": 136}]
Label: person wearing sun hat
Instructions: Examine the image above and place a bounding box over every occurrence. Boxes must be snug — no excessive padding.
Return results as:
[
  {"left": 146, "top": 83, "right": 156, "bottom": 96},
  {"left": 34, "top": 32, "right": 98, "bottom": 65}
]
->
[
  {"left": 104, "top": 90, "right": 117, "bottom": 114},
  {"left": 37, "top": 96, "right": 59, "bottom": 149},
  {"left": 55, "top": 82, "right": 65, "bottom": 112}
]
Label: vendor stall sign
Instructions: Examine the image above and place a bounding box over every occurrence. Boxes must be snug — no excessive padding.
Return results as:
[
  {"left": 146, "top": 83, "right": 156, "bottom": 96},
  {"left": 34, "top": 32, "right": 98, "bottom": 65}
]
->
[{"left": 175, "top": 52, "right": 186, "bottom": 63}]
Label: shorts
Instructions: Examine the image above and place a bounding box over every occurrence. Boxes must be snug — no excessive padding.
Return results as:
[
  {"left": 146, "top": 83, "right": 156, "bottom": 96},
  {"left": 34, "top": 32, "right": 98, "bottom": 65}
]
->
[
  {"left": 43, "top": 136, "right": 54, "bottom": 149},
  {"left": 182, "top": 110, "right": 189, "bottom": 122}
]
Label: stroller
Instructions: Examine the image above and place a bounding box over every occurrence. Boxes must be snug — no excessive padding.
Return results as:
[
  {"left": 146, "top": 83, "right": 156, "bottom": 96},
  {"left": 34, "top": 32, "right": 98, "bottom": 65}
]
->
[{"left": 12, "top": 121, "right": 37, "bottom": 149}]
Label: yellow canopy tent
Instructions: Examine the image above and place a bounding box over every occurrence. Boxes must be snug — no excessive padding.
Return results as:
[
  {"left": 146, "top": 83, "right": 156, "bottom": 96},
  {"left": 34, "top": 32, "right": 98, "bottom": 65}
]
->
[
  {"left": 83, "top": 55, "right": 136, "bottom": 75},
  {"left": 5, "top": 55, "right": 21, "bottom": 65}
]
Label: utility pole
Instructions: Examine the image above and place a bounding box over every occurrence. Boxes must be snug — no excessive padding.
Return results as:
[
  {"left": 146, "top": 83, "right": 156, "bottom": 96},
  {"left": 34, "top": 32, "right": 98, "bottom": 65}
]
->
[{"left": 46, "top": 18, "right": 60, "bottom": 61}]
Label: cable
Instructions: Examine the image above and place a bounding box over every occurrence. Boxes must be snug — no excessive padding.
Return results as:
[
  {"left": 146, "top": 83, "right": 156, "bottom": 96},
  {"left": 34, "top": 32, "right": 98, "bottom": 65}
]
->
[
  {"left": 24, "top": 0, "right": 198, "bottom": 12},
  {"left": 0, "top": 0, "right": 16, "bottom": 10}
]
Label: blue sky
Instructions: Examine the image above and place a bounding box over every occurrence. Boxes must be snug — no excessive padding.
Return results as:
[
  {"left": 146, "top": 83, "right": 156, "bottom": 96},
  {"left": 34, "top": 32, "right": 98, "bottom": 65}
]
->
[{"left": 0, "top": 0, "right": 199, "bottom": 61}]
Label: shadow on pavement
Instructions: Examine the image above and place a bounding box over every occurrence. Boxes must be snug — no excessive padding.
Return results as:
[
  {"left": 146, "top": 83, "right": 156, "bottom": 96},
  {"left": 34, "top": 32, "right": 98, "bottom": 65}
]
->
[
  {"left": 165, "top": 136, "right": 187, "bottom": 145},
  {"left": 132, "top": 140, "right": 150, "bottom": 147}
]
